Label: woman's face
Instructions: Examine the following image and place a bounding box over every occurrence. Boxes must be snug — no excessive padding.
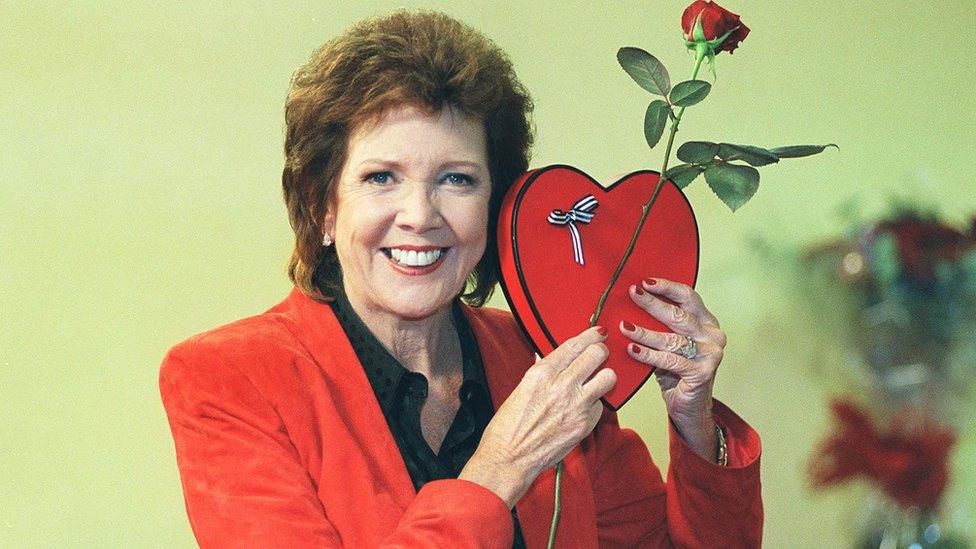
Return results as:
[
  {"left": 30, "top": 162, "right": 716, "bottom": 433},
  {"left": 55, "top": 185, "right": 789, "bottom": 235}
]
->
[{"left": 324, "top": 104, "right": 491, "bottom": 321}]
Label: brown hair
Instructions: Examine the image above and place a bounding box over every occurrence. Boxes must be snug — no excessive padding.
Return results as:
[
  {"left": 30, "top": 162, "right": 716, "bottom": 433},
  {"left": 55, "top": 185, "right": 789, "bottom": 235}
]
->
[{"left": 282, "top": 10, "right": 534, "bottom": 305}]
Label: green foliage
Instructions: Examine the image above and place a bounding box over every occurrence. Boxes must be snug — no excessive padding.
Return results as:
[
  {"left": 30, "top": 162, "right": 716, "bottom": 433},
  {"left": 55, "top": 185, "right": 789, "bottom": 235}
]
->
[
  {"left": 677, "top": 141, "right": 720, "bottom": 164},
  {"left": 704, "top": 162, "right": 760, "bottom": 212},
  {"left": 665, "top": 163, "right": 704, "bottom": 188},
  {"left": 617, "top": 47, "right": 671, "bottom": 96},
  {"left": 870, "top": 232, "right": 901, "bottom": 287},
  {"left": 768, "top": 144, "right": 839, "bottom": 158},
  {"left": 669, "top": 80, "right": 711, "bottom": 107},
  {"left": 669, "top": 140, "right": 836, "bottom": 210},
  {"left": 717, "top": 143, "right": 779, "bottom": 166},
  {"left": 643, "top": 100, "right": 670, "bottom": 148},
  {"left": 616, "top": 46, "right": 836, "bottom": 213}
]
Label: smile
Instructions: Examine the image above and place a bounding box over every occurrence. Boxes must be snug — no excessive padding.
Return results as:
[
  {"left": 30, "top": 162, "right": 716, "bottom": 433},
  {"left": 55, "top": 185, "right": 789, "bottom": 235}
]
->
[{"left": 381, "top": 247, "right": 451, "bottom": 273}]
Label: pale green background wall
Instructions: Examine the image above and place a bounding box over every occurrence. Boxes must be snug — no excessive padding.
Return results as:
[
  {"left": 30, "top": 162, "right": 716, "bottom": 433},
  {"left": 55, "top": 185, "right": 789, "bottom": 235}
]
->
[{"left": 3, "top": 1, "right": 975, "bottom": 546}]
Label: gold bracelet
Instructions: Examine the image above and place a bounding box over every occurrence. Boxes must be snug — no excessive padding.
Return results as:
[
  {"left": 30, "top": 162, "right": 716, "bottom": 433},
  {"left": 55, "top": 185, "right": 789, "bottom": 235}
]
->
[{"left": 715, "top": 424, "right": 728, "bottom": 466}]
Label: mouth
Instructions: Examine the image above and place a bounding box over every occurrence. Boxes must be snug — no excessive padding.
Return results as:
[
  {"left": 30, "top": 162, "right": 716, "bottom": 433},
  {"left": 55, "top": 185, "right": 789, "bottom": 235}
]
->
[{"left": 381, "top": 246, "right": 451, "bottom": 273}]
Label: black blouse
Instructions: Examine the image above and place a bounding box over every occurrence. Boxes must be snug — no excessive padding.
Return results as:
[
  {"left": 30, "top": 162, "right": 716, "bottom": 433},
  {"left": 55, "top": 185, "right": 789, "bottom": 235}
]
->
[{"left": 328, "top": 289, "right": 526, "bottom": 548}]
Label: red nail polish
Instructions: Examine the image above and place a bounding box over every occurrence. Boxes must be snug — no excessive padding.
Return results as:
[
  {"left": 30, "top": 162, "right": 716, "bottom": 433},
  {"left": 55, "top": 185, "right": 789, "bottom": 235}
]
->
[
  {"left": 635, "top": 286, "right": 645, "bottom": 296},
  {"left": 622, "top": 321, "right": 636, "bottom": 332},
  {"left": 629, "top": 343, "right": 641, "bottom": 353},
  {"left": 596, "top": 326, "right": 608, "bottom": 336},
  {"left": 644, "top": 277, "right": 657, "bottom": 286}
]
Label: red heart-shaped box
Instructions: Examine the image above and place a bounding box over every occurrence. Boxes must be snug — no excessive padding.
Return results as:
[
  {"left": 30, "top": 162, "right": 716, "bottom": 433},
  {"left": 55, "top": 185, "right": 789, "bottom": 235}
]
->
[{"left": 497, "top": 165, "right": 699, "bottom": 410}]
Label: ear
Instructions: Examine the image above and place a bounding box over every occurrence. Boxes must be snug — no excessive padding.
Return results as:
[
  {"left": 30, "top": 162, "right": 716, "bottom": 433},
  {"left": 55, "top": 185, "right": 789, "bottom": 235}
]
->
[
  {"left": 321, "top": 207, "right": 335, "bottom": 243},
  {"left": 322, "top": 205, "right": 334, "bottom": 232},
  {"left": 320, "top": 185, "right": 339, "bottom": 232}
]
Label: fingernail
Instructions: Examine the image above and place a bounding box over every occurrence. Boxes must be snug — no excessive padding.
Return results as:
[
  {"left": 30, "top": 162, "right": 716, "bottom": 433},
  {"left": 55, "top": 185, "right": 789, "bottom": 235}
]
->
[
  {"left": 596, "top": 326, "right": 608, "bottom": 336},
  {"left": 644, "top": 277, "right": 657, "bottom": 286},
  {"left": 629, "top": 343, "right": 641, "bottom": 353},
  {"left": 634, "top": 286, "right": 645, "bottom": 296},
  {"left": 621, "top": 321, "right": 636, "bottom": 332}
]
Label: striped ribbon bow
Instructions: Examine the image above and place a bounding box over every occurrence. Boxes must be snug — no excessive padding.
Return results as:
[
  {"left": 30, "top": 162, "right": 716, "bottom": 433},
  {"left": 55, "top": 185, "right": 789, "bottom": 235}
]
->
[{"left": 547, "top": 195, "right": 599, "bottom": 265}]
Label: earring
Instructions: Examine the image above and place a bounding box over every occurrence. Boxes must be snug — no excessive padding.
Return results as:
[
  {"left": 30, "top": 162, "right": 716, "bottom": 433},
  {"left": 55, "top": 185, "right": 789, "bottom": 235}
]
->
[{"left": 322, "top": 233, "right": 333, "bottom": 247}]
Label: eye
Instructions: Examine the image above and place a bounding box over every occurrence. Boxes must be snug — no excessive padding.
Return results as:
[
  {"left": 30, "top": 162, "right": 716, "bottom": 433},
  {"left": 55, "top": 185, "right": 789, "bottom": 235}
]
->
[
  {"left": 364, "top": 171, "right": 393, "bottom": 185},
  {"left": 443, "top": 173, "right": 476, "bottom": 186}
]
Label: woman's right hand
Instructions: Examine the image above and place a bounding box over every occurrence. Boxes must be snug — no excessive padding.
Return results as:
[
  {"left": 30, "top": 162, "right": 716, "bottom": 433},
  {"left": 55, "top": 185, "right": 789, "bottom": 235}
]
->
[{"left": 458, "top": 326, "right": 616, "bottom": 507}]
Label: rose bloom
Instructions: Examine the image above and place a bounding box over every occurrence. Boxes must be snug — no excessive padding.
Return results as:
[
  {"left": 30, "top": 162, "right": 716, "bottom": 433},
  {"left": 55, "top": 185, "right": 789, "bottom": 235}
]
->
[{"left": 681, "top": 0, "right": 750, "bottom": 54}]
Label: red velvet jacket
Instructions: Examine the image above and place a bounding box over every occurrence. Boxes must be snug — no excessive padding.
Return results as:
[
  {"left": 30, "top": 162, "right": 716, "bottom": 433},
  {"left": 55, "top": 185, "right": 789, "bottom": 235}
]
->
[{"left": 159, "top": 287, "right": 763, "bottom": 548}]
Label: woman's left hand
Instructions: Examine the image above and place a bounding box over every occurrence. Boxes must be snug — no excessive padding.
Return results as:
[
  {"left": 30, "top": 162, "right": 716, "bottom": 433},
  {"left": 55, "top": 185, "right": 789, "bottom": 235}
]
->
[{"left": 620, "top": 277, "right": 726, "bottom": 462}]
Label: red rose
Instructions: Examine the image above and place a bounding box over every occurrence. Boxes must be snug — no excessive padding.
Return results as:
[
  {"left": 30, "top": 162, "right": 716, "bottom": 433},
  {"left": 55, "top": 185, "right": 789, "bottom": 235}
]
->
[{"left": 681, "top": 1, "right": 750, "bottom": 54}]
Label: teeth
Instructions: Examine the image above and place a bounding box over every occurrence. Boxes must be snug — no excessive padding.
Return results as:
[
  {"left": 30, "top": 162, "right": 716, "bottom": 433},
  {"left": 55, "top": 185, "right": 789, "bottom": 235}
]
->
[{"left": 387, "top": 248, "right": 443, "bottom": 267}]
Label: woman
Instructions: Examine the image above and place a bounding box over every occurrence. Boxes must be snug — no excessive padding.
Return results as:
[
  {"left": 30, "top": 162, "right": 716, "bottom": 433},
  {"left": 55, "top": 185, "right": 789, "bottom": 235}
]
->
[{"left": 160, "top": 10, "right": 762, "bottom": 548}]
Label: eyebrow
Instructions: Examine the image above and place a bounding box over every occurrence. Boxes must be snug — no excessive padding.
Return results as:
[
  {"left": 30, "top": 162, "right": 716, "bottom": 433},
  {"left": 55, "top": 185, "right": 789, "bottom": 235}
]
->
[{"left": 356, "top": 158, "right": 485, "bottom": 171}]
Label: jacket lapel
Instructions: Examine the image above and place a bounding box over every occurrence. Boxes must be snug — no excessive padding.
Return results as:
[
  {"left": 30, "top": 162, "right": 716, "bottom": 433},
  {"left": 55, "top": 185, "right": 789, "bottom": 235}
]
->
[{"left": 275, "top": 287, "right": 418, "bottom": 513}]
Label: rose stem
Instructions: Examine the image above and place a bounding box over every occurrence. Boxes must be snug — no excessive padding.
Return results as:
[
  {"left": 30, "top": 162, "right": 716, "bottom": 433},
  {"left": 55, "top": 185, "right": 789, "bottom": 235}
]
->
[
  {"left": 587, "top": 42, "right": 709, "bottom": 327},
  {"left": 549, "top": 42, "right": 709, "bottom": 549}
]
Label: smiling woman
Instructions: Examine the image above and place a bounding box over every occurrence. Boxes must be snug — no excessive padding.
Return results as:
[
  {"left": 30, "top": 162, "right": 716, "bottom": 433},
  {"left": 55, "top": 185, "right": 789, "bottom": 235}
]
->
[
  {"left": 324, "top": 105, "right": 492, "bottom": 322},
  {"left": 159, "top": 8, "right": 763, "bottom": 549},
  {"left": 280, "top": 10, "right": 532, "bottom": 310}
]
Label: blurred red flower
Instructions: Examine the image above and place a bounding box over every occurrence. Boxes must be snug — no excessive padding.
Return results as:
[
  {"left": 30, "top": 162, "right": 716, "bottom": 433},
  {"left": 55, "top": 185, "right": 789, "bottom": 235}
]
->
[
  {"left": 809, "top": 398, "right": 956, "bottom": 511},
  {"left": 879, "top": 215, "right": 975, "bottom": 280}
]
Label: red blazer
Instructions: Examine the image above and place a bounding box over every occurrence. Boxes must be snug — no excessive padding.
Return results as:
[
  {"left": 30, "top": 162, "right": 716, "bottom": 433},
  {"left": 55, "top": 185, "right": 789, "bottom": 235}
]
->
[{"left": 160, "top": 286, "right": 763, "bottom": 548}]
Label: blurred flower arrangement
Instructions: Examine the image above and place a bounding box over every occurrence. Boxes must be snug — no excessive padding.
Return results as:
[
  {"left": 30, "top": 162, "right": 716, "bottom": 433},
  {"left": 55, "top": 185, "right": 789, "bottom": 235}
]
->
[
  {"left": 799, "top": 204, "right": 976, "bottom": 547},
  {"left": 802, "top": 206, "right": 976, "bottom": 407}
]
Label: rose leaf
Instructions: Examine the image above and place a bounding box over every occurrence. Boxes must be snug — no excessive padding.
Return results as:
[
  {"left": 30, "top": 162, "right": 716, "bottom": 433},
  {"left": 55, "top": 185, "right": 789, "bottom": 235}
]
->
[
  {"left": 617, "top": 47, "right": 671, "bottom": 96},
  {"left": 665, "top": 163, "right": 704, "bottom": 189},
  {"left": 669, "top": 80, "right": 711, "bottom": 107},
  {"left": 644, "top": 100, "right": 670, "bottom": 149},
  {"left": 717, "top": 143, "right": 779, "bottom": 166},
  {"left": 676, "top": 141, "right": 719, "bottom": 164},
  {"left": 768, "top": 143, "right": 839, "bottom": 158},
  {"left": 704, "top": 162, "right": 760, "bottom": 212}
]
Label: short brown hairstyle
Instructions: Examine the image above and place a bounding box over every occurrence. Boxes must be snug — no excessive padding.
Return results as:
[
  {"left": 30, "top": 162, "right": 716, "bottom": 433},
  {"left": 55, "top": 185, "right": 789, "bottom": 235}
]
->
[{"left": 282, "top": 10, "right": 534, "bottom": 306}]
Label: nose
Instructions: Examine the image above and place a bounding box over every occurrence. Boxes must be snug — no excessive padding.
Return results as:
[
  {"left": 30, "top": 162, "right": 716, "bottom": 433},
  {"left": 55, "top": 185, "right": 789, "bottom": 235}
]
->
[{"left": 395, "top": 181, "right": 444, "bottom": 233}]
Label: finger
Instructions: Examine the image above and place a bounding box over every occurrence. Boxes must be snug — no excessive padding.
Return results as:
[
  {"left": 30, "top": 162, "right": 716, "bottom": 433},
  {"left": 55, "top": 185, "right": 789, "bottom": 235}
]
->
[
  {"left": 585, "top": 399, "right": 606, "bottom": 432},
  {"left": 630, "top": 284, "right": 705, "bottom": 338},
  {"left": 619, "top": 321, "right": 689, "bottom": 354},
  {"left": 641, "top": 278, "right": 720, "bottom": 327},
  {"left": 626, "top": 342, "right": 700, "bottom": 379},
  {"left": 620, "top": 322, "right": 724, "bottom": 357},
  {"left": 562, "top": 342, "right": 609, "bottom": 384},
  {"left": 581, "top": 367, "right": 616, "bottom": 402},
  {"left": 542, "top": 326, "right": 607, "bottom": 373}
]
